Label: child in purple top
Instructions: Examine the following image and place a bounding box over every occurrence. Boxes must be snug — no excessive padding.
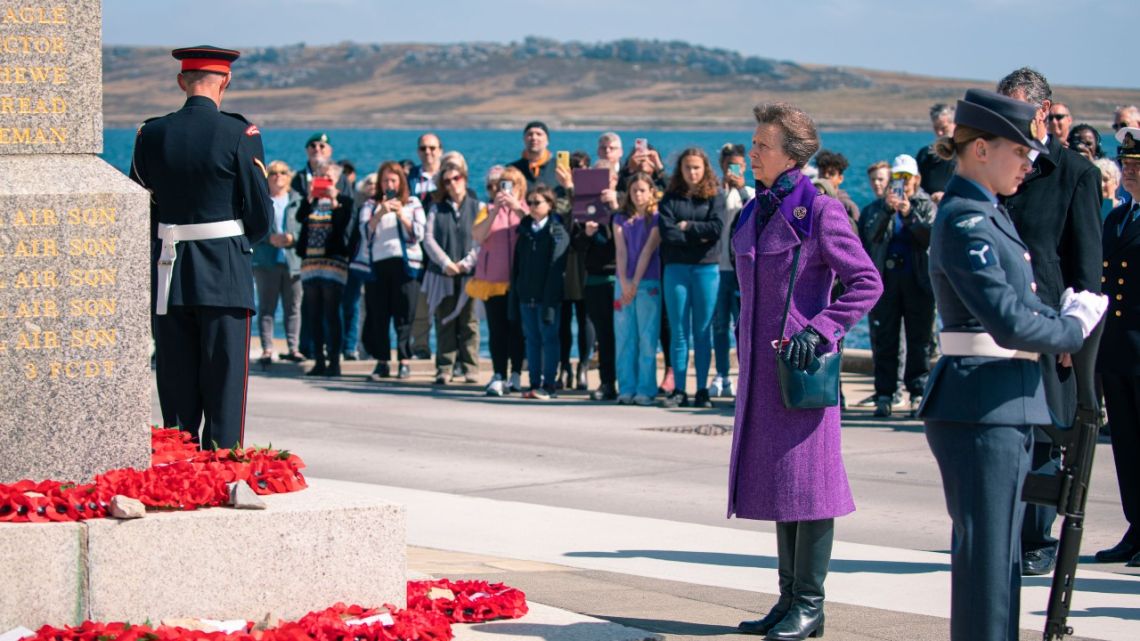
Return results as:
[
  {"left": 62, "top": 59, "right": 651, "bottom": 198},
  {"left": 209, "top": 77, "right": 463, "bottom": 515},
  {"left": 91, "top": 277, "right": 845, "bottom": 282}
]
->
[{"left": 613, "top": 173, "right": 663, "bottom": 404}]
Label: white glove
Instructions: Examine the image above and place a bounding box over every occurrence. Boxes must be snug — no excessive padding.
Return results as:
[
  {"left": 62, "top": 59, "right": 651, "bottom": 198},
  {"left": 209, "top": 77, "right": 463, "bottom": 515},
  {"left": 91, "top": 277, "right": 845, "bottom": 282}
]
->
[
  {"left": 1061, "top": 290, "right": 1109, "bottom": 338},
  {"left": 1059, "top": 287, "right": 1077, "bottom": 311}
]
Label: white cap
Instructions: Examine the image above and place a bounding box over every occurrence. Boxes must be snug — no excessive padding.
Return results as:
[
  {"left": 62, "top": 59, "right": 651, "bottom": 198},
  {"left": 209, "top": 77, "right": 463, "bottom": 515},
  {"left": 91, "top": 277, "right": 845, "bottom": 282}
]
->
[
  {"left": 1116, "top": 126, "right": 1140, "bottom": 145},
  {"left": 891, "top": 154, "right": 919, "bottom": 176}
]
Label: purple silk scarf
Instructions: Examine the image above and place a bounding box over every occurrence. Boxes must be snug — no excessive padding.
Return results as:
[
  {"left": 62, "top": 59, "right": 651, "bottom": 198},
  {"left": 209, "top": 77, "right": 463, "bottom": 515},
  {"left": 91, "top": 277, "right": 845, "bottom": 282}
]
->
[{"left": 736, "top": 168, "right": 818, "bottom": 239}]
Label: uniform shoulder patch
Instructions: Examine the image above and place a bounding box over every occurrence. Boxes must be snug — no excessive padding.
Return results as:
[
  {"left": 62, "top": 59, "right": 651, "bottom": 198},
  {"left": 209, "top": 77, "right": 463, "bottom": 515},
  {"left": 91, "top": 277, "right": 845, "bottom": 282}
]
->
[
  {"left": 135, "top": 116, "right": 160, "bottom": 136},
  {"left": 966, "top": 240, "right": 994, "bottom": 271},
  {"left": 955, "top": 215, "right": 984, "bottom": 230},
  {"left": 244, "top": 124, "right": 261, "bottom": 137}
]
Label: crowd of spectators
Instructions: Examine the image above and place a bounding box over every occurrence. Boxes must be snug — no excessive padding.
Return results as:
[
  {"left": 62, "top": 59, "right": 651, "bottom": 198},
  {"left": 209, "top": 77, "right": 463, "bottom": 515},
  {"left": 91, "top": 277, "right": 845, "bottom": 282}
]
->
[{"left": 255, "top": 101, "right": 1130, "bottom": 410}]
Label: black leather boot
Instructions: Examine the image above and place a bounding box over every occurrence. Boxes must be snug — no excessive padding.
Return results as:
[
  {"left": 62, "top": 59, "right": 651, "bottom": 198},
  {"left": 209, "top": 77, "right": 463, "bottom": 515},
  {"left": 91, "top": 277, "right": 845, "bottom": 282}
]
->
[
  {"left": 738, "top": 522, "right": 797, "bottom": 635},
  {"left": 765, "top": 518, "right": 832, "bottom": 640}
]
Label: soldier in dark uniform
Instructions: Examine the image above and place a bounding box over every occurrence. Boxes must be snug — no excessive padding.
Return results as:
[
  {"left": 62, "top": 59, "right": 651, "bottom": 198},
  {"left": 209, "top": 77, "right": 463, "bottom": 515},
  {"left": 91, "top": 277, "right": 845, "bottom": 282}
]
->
[
  {"left": 1094, "top": 127, "right": 1140, "bottom": 566},
  {"left": 918, "top": 89, "right": 1107, "bottom": 641},
  {"left": 996, "top": 67, "right": 1105, "bottom": 577},
  {"left": 130, "top": 46, "right": 273, "bottom": 449}
]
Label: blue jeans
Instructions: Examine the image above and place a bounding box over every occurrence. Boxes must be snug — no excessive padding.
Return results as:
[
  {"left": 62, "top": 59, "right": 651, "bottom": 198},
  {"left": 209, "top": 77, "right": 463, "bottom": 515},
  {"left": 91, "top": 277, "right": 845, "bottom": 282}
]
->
[
  {"left": 615, "top": 280, "right": 662, "bottom": 399},
  {"left": 341, "top": 267, "right": 367, "bottom": 356},
  {"left": 712, "top": 269, "right": 740, "bottom": 378},
  {"left": 519, "top": 303, "right": 561, "bottom": 390},
  {"left": 663, "top": 263, "right": 719, "bottom": 394}
]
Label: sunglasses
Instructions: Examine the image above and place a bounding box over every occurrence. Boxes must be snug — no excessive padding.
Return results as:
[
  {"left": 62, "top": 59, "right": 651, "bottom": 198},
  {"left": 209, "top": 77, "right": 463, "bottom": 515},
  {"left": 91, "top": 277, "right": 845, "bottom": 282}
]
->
[
  {"left": 268, "top": 170, "right": 289, "bottom": 176},
  {"left": 1047, "top": 114, "right": 1070, "bottom": 122},
  {"left": 526, "top": 198, "right": 547, "bottom": 207},
  {"left": 891, "top": 172, "right": 914, "bottom": 179},
  {"left": 442, "top": 175, "right": 465, "bottom": 184},
  {"left": 419, "top": 145, "right": 439, "bottom": 151},
  {"left": 1114, "top": 123, "right": 1130, "bottom": 131}
]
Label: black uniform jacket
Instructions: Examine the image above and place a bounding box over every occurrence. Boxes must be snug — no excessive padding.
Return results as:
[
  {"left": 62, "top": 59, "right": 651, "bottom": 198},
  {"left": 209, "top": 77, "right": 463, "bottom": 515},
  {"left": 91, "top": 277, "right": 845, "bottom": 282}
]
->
[
  {"left": 131, "top": 96, "right": 273, "bottom": 311},
  {"left": 918, "top": 176, "right": 1084, "bottom": 426},
  {"left": 1098, "top": 202, "right": 1140, "bottom": 375}
]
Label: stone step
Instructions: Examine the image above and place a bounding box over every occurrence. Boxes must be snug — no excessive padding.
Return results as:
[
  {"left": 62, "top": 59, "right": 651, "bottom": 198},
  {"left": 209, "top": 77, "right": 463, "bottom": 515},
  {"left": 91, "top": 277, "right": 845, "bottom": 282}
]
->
[{"left": 0, "top": 479, "right": 405, "bottom": 629}]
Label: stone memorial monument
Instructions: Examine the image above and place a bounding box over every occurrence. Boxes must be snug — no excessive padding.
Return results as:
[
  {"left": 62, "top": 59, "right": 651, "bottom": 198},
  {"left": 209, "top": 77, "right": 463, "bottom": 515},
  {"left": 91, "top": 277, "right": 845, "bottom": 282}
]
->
[{"left": 0, "top": 0, "right": 151, "bottom": 483}]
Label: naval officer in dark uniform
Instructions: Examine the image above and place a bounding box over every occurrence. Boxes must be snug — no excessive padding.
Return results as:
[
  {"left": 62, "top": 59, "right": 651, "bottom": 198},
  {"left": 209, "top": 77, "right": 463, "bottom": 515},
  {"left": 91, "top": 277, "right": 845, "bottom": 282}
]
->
[
  {"left": 1095, "top": 127, "right": 1140, "bottom": 566},
  {"left": 918, "top": 89, "right": 1107, "bottom": 641},
  {"left": 130, "top": 46, "right": 273, "bottom": 449}
]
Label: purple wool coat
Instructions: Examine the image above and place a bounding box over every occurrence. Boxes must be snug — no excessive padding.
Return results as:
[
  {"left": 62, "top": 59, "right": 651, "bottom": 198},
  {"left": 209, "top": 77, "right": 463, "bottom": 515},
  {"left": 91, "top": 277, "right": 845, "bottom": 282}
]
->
[{"left": 727, "top": 192, "right": 882, "bottom": 522}]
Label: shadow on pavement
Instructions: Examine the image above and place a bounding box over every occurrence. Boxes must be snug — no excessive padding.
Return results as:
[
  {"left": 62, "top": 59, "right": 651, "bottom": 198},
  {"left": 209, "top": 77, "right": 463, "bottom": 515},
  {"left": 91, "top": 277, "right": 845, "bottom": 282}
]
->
[
  {"left": 589, "top": 615, "right": 742, "bottom": 637},
  {"left": 563, "top": 549, "right": 949, "bottom": 574},
  {"left": 1023, "top": 575, "right": 1140, "bottom": 597},
  {"left": 466, "top": 620, "right": 663, "bottom": 640}
]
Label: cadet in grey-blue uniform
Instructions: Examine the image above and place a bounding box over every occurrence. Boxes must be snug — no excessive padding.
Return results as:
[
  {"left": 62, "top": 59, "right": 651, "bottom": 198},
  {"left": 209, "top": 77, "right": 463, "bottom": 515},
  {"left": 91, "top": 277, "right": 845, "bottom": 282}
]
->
[{"left": 918, "top": 89, "right": 1107, "bottom": 641}]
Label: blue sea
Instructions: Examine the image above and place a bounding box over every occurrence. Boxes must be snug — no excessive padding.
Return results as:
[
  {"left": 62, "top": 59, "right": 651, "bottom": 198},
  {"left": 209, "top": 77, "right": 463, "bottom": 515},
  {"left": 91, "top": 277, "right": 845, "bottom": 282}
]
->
[{"left": 97, "top": 127, "right": 973, "bottom": 355}]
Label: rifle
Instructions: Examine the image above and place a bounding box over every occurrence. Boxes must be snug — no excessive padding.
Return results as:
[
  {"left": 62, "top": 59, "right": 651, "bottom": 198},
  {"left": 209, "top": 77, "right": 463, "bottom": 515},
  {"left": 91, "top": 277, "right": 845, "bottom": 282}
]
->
[{"left": 1022, "top": 405, "right": 1101, "bottom": 641}]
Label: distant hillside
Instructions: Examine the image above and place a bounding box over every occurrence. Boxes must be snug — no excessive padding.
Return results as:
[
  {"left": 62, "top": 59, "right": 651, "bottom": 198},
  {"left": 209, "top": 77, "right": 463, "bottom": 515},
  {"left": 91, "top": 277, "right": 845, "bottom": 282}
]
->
[{"left": 102, "top": 37, "right": 1140, "bottom": 130}]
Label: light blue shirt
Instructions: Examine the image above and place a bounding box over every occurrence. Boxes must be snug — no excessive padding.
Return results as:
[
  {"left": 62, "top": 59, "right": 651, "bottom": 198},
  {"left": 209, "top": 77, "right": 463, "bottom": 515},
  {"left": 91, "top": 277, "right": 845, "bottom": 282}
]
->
[{"left": 271, "top": 194, "right": 289, "bottom": 264}]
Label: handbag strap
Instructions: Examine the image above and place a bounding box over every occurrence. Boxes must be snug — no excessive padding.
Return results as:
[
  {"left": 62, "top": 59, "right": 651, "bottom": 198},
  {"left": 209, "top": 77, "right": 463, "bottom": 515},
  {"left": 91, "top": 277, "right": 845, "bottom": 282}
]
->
[{"left": 777, "top": 245, "right": 802, "bottom": 344}]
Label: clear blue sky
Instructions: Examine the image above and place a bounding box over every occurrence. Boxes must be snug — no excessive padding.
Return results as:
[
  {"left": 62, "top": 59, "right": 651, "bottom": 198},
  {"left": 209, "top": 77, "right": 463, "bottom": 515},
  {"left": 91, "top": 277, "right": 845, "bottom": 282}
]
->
[{"left": 104, "top": 0, "right": 1131, "bottom": 89}]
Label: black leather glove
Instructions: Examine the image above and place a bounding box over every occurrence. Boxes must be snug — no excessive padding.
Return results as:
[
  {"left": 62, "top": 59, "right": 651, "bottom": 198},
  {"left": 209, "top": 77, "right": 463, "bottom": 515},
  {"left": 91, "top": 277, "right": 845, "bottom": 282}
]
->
[
  {"left": 542, "top": 306, "right": 556, "bottom": 326},
  {"left": 783, "top": 327, "right": 822, "bottom": 371}
]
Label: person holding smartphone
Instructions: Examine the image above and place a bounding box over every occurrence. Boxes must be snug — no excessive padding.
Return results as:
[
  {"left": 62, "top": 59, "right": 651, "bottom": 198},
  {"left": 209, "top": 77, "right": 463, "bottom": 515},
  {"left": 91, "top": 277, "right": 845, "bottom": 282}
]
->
[
  {"left": 711, "top": 143, "right": 754, "bottom": 399},
  {"left": 858, "top": 154, "right": 937, "bottom": 418},
  {"left": 350, "top": 162, "right": 425, "bottom": 381}
]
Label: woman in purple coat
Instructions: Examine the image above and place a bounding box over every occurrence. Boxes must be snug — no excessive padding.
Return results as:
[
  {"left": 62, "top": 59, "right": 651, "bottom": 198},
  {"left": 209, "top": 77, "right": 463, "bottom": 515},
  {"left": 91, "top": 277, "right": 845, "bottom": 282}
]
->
[{"left": 731, "top": 104, "right": 882, "bottom": 639}]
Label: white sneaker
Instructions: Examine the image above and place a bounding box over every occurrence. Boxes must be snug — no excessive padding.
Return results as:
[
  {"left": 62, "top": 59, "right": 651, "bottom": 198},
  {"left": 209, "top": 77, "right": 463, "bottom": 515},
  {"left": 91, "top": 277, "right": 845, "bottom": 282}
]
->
[
  {"left": 507, "top": 372, "right": 522, "bottom": 393},
  {"left": 485, "top": 374, "right": 504, "bottom": 397},
  {"left": 722, "top": 377, "right": 735, "bottom": 398},
  {"left": 709, "top": 376, "right": 725, "bottom": 397},
  {"left": 633, "top": 394, "right": 655, "bottom": 406}
]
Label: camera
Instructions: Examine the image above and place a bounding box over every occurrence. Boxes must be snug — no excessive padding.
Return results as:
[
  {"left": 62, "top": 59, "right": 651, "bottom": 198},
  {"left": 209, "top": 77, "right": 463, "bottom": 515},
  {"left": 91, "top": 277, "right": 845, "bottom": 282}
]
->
[{"left": 499, "top": 179, "right": 514, "bottom": 194}]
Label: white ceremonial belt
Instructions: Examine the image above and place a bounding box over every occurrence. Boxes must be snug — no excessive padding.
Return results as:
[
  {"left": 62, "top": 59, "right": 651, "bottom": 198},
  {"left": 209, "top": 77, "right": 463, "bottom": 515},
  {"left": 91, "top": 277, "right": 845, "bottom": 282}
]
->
[
  {"left": 939, "top": 331, "right": 1038, "bottom": 362},
  {"left": 155, "top": 220, "right": 245, "bottom": 315}
]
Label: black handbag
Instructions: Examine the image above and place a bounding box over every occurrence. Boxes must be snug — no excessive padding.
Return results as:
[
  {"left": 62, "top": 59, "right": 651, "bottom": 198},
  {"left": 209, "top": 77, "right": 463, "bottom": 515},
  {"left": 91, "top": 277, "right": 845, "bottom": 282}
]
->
[{"left": 775, "top": 245, "right": 842, "bottom": 409}]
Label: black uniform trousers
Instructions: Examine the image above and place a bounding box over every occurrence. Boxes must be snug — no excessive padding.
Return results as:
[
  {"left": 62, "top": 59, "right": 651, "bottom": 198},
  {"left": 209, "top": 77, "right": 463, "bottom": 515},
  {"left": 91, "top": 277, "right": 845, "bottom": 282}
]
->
[
  {"left": 585, "top": 282, "right": 616, "bottom": 387},
  {"left": 484, "top": 293, "right": 524, "bottom": 378},
  {"left": 869, "top": 269, "right": 935, "bottom": 397},
  {"left": 925, "top": 420, "right": 1033, "bottom": 641},
  {"left": 1102, "top": 374, "right": 1140, "bottom": 545},
  {"left": 362, "top": 258, "right": 418, "bottom": 362},
  {"left": 154, "top": 305, "right": 252, "bottom": 449}
]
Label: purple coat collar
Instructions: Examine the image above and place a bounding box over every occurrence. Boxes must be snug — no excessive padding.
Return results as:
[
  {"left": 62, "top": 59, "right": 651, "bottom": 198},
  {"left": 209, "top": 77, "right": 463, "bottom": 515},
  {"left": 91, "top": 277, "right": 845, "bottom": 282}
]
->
[{"left": 777, "top": 174, "right": 818, "bottom": 239}]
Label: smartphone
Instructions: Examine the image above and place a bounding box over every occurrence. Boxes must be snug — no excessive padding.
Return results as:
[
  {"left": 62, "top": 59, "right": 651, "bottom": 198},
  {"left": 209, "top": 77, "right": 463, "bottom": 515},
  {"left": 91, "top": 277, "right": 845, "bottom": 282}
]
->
[
  {"left": 556, "top": 151, "right": 570, "bottom": 171},
  {"left": 635, "top": 138, "right": 648, "bottom": 154},
  {"left": 728, "top": 163, "right": 743, "bottom": 178},
  {"left": 311, "top": 176, "right": 334, "bottom": 199},
  {"left": 499, "top": 179, "right": 514, "bottom": 194},
  {"left": 889, "top": 178, "right": 906, "bottom": 200},
  {"left": 384, "top": 188, "right": 398, "bottom": 200}
]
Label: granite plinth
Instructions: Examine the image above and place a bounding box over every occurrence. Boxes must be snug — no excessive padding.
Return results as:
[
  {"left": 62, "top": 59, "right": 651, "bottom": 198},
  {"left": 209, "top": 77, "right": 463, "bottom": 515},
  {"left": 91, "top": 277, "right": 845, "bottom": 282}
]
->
[
  {"left": 0, "top": 155, "right": 151, "bottom": 483},
  {"left": 0, "top": 0, "right": 103, "bottom": 154},
  {"left": 0, "top": 479, "right": 406, "bottom": 628}
]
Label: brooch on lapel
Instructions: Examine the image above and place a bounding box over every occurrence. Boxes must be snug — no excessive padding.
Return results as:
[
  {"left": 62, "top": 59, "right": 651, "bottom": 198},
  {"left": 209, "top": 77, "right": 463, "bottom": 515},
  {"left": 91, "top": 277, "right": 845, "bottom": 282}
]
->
[{"left": 793, "top": 206, "right": 807, "bottom": 220}]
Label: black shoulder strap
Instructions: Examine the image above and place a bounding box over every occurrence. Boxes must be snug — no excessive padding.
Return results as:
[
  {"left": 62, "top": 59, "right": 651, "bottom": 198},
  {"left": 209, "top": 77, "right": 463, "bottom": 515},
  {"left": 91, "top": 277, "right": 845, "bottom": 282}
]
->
[{"left": 777, "top": 245, "right": 802, "bottom": 343}]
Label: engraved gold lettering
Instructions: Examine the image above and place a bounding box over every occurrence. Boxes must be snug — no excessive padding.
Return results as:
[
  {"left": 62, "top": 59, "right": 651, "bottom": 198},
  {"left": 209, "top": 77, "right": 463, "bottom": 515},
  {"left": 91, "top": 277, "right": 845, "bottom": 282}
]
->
[
  {"left": 0, "top": 96, "right": 67, "bottom": 114},
  {"left": 48, "top": 360, "right": 115, "bottom": 379},
  {"left": 67, "top": 238, "right": 116, "bottom": 257},
  {"left": 0, "top": 298, "right": 60, "bottom": 319},
  {"left": 67, "top": 208, "right": 116, "bottom": 226},
  {"left": 13, "top": 269, "right": 58, "bottom": 288},
  {"left": 69, "top": 328, "right": 117, "bottom": 349},
  {"left": 0, "top": 126, "right": 68, "bottom": 144},
  {"left": 0, "top": 35, "right": 65, "bottom": 54},
  {"left": 0, "top": 66, "right": 67, "bottom": 84},
  {"left": 68, "top": 298, "right": 116, "bottom": 317},
  {"left": 13, "top": 238, "right": 59, "bottom": 257},
  {"left": 15, "top": 329, "right": 60, "bottom": 350},
  {"left": 12, "top": 208, "right": 59, "bottom": 226},
  {"left": 23, "top": 361, "right": 36, "bottom": 379},
  {"left": 68, "top": 268, "right": 115, "bottom": 287},
  {"left": 2, "top": 7, "right": 67, "bottom": 24}
]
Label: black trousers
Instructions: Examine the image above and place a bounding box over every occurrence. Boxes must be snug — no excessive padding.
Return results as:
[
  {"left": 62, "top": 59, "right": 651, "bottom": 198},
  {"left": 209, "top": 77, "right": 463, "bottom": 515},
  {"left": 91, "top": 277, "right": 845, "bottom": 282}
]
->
[
  {"left": 1102, "top": 374, "right": 1140, "bottom": 545},
  {"left": 585, "top": 281, "right": 616, "bottom": 386},
  {"left": 560, "top": 298, "right": 594, "bottom": 372},
  {"left": 485, "top": 293, "right": 524, "bottom": 377},
  {"left": 302, "top": 280, "right": 344, "bottom": 366},
  {"left": 154, "top": 305, "right": 252, "bottom": 450},
  {"left": 869, "top": 269, "right": 934, "bottom": 396},
  {"left": 362, "top": 258, "right": 417, "bottom": 362}
]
